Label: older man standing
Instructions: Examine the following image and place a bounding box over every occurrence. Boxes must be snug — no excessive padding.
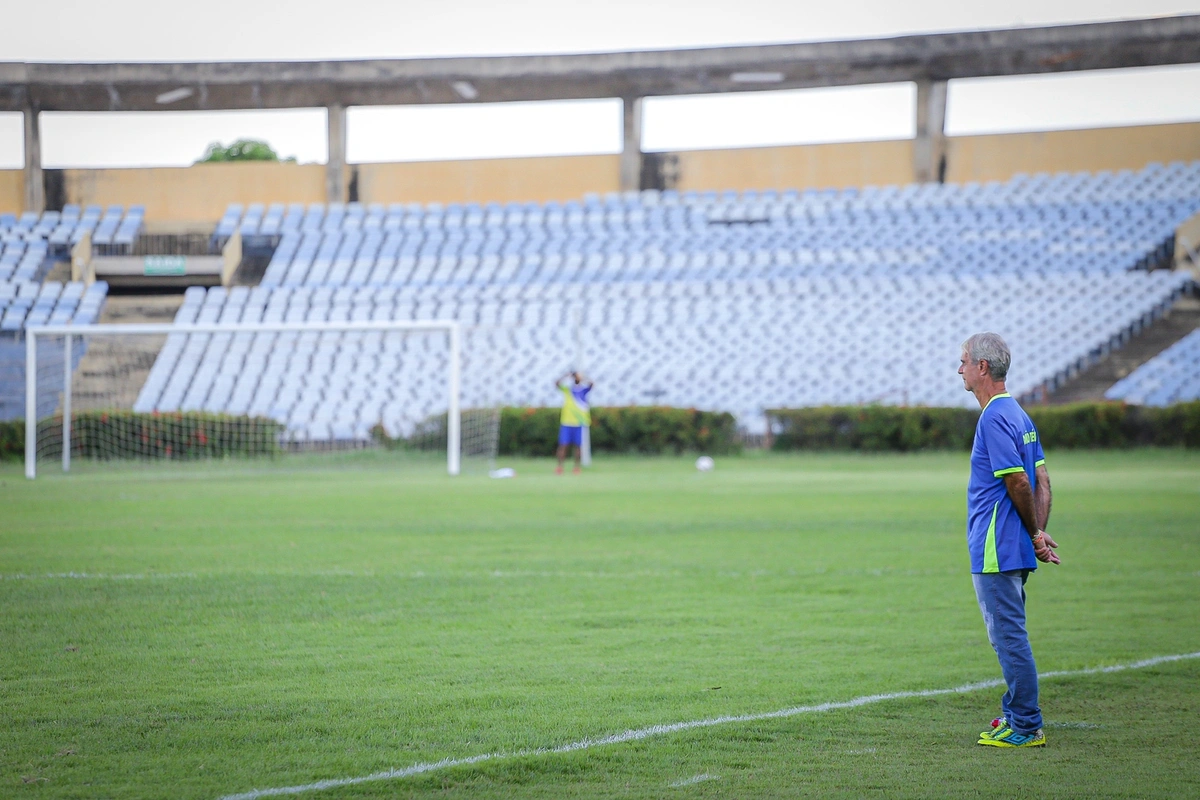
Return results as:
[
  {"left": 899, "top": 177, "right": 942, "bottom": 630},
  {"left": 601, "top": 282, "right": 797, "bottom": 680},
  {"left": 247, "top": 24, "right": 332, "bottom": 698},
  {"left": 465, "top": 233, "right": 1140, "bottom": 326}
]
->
[{"left": 958, "top": 332, "right": 1060, "bottom": 748}]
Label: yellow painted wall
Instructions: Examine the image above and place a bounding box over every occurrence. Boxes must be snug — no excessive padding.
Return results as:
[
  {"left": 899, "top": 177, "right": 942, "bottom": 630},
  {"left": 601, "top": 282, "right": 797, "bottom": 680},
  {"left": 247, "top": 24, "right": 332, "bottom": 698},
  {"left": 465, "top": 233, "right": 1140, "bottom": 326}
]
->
[
  {"left": 62, "top": 162, "right": 325, "bottom": 225},
  {"left": 356, "top": 154, "right": 621, "bottom": 206},
  {"left": 671, "top": 123, "right": 1200, "bottom": 192},
  {"left": 4, "top": 122, "right": 1197, "bottom": 220},
  {"left": 0, "top": 169, "right": 23, "bottom": 214},
  {"left": 672, "top": 139, "right": 917, "bottom": 192},
  {"left": 945, "top": 122, "right": 1200, "bottom": 183},
  {"left": 47, "top": 156, "right": 618, "bottom": 221}
]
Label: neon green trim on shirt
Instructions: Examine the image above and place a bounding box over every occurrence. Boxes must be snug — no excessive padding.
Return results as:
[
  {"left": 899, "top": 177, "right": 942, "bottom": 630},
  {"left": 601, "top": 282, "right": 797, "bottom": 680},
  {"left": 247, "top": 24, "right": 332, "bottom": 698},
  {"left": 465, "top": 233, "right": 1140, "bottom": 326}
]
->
[
  {"left": 983, "top": 392, "right": 1012, "bottom": 410},
  {"left": 983, "top": 501, "right": 1001, "bottom": 573},
  {"left": 993, "top": 466, "right": 1025, "bottom": 477},
  {"left": 1035, "top": 459, "right": 1046, "bottom": 467}
]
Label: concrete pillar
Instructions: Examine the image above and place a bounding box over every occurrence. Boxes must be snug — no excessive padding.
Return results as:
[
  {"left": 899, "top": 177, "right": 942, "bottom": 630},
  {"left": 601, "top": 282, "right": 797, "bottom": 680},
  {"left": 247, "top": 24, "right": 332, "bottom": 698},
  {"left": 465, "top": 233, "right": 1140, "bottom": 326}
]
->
[
  {"left": 914, "top": 80, "right": 948, "bottom": 184},
  {"left": 23, "top": 106, "right": 44, "bottom": 214},
  {"left": 326, "top": 103, "right": 347, "bottom": 204},
  {"left": 619, "top": 96, "right": 643, "bottom": 193}
]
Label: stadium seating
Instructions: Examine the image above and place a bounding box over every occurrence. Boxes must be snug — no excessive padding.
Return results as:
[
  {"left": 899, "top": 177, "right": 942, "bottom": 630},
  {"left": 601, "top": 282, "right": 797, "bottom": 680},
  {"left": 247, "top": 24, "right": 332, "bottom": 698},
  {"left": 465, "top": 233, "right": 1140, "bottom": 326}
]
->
[
  {"left": 130, "top": 162, "right": 1200, "bottom": 441},
  {"left": 3, "top": 204, "right": 144, "bottom": 262},
  {"left": 133, "top": 270, "right": 1191, "bottom": 441},
  {"left": 6, "top": 163, "right": 1189, "bottom": 440},
  {"left": 240, "top": 164, "right": 1200, "bottom": 291},
  {"left": 1104, "top": 329, "right": 1200, "bottom": 405},
  {"left": 0, "top": 280, "right": 107, "bottom": 420},
  {"left": 0, "top": 204, "right": 123, "bottom": 421},
  {"left": 0, "top": 236, "right": 51, "bottom": 284},
  {"left": 0, "top": 280, "right": 107, "bottom": 331}
]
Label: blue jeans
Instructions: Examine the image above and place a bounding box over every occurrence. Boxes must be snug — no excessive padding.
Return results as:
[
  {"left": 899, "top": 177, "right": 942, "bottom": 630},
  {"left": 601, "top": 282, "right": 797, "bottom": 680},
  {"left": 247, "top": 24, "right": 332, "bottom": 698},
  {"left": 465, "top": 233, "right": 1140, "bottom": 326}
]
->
[{"left": 972, "top": 570, "right": 1043, "bottom": 734}]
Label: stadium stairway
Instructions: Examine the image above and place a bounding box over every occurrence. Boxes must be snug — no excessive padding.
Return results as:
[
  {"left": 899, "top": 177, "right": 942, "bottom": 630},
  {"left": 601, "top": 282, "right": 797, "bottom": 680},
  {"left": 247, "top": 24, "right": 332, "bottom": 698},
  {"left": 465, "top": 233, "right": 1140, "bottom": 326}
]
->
[
  {"left": 67, "top": 295, "right": 185, "bottom": 413},
  {"left": 1047, "top": 293, "right": 1200, "bottom": 403}
]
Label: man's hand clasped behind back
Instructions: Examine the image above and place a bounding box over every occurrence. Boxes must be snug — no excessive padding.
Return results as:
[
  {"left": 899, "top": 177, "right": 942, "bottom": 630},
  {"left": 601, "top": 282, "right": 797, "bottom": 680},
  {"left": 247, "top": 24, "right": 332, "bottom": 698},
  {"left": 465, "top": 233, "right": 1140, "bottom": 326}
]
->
[{"left": 1031, "top": 530, "right": 1060, "bottom": 565}]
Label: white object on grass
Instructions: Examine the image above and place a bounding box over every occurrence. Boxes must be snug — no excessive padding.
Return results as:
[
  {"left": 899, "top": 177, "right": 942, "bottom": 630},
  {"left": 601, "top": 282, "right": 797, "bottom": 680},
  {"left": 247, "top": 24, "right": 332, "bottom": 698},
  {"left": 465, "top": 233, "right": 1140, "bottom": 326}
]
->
[
  {"left": 489, "top": 468, "right": 516, "bottom": 479},
  {"left": 695, "top": 456, "right": 714, "bottom": 472}
]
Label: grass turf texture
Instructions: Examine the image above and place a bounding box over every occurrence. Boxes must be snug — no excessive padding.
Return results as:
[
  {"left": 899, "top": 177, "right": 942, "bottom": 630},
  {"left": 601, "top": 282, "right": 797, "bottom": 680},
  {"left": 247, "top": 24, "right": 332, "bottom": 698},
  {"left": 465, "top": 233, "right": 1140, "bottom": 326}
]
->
[{"left": 1, "top": 451, "right": 1197, "bottom": 798}]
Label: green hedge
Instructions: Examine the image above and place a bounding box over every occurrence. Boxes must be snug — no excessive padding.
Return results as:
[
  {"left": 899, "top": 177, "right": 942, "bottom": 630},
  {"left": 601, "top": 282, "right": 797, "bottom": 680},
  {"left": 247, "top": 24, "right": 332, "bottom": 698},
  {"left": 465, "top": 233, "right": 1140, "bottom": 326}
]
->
[
  {"left": 768, "top": 401, "right": 1200, "bottom": 451},
  {"left": 767, "top": 406, "right": 978, "bottom": 452},
  {"left": 0, "top": 412, "right": 284, "bottom": 461},
  {"left": 7, "top": 401, "right": 1197, "bottom": 463},
  {"left": 1026, "top": 402, "right": 1200, "bottom": 449},
  {"left": 377, "top": 406, "right": 740, "bottom": 456},
  {"left": 501, "top": 406, "right": 740, "bottom": 456},
  {"left": 0, "top": 419, "right": 21, "bottom": 461}
]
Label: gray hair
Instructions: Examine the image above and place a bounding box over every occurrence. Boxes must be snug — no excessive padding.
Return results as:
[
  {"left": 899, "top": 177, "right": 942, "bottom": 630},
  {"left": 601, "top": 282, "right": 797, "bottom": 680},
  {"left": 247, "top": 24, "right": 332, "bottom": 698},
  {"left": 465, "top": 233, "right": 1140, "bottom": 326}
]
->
[{"left": 962, "top": 332, "right": 1011, "bottom": 381}]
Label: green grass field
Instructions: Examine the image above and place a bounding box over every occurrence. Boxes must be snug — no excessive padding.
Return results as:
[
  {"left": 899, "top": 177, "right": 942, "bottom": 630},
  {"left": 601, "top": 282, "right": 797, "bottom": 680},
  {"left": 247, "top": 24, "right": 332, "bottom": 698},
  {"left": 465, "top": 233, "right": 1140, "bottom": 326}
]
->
[{"left": 2, "top": 451, "right": 1198, "bottom": 799}]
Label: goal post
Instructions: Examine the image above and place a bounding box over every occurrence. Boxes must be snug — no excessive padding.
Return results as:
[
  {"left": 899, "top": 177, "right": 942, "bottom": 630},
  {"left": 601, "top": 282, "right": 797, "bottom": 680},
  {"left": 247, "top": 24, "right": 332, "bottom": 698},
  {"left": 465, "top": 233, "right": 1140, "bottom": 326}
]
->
[{"left": 23, "top": 319, "right": 463, "bottom": 479}]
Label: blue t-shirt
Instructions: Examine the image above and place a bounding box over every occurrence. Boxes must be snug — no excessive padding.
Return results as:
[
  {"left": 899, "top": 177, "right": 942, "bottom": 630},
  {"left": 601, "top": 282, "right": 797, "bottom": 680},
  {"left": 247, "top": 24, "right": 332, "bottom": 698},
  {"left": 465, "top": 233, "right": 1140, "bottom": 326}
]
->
[{"left": 967, "top": 393, "right": 1045, "bottom": 574}]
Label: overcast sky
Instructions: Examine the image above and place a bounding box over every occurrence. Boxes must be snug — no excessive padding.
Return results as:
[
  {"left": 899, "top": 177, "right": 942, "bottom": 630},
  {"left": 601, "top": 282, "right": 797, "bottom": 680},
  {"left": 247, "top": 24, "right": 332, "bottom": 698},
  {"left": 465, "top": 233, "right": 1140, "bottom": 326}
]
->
[{"left": 2, "top": 0, "right": 1199, "bottom": 168}]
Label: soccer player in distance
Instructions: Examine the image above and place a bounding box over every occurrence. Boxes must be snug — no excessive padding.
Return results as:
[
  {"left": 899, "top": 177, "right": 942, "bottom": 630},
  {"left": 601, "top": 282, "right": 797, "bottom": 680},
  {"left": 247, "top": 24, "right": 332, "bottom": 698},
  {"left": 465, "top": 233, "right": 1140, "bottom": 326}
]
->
[
  {"left": 555, "top": 371, "right": 593, "bottom": 475},
  {"left": 958, "top": 332, "right": 1059, "bottom": 748}
]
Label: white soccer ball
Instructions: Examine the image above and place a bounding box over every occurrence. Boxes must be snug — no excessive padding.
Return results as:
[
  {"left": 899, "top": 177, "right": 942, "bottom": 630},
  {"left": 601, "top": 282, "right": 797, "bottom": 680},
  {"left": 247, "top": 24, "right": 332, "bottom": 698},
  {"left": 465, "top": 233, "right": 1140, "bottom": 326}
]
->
[{"left": 695, "top": 456, "right": 715, "bottom": 472}]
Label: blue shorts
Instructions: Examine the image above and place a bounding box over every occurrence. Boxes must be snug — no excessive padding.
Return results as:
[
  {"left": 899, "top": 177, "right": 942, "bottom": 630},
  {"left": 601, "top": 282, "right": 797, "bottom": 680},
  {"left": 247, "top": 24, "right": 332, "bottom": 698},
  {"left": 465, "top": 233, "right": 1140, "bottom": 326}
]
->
[{"left": 558, "top": 425, "right": 583, "bottom": 447}]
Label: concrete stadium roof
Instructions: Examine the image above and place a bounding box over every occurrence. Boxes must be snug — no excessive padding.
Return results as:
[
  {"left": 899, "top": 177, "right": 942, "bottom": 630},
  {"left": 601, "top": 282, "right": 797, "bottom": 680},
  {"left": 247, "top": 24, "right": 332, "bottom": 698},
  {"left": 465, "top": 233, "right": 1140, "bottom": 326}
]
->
[{"left": 2, "top": 15, "right": 1199, "bottom": 113}]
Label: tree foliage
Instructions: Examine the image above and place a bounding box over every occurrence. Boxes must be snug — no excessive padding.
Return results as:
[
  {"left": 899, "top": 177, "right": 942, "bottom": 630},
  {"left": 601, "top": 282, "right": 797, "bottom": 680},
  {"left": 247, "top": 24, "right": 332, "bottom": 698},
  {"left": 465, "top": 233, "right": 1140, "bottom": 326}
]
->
[{"left": 196, "top": 139, "right": 294, "bottom": 163}]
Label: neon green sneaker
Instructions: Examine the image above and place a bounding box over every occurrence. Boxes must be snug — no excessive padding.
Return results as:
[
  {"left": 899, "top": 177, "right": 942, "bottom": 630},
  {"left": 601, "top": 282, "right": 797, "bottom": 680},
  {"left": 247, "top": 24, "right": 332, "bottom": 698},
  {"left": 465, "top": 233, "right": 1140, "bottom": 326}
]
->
[
  {"left": 978, "top": 717, "right": 1010, "bottom": 742},
  {"left": 979, "top": 727, "right": 1046, "bottom": 748}
]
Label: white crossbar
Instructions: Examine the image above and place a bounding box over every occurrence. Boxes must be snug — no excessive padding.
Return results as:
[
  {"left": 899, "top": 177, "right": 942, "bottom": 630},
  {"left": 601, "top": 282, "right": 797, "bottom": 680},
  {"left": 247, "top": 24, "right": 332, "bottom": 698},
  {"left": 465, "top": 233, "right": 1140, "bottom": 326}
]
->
[{"left": 24, "top": 320, "right": 460, "bottom": 336}]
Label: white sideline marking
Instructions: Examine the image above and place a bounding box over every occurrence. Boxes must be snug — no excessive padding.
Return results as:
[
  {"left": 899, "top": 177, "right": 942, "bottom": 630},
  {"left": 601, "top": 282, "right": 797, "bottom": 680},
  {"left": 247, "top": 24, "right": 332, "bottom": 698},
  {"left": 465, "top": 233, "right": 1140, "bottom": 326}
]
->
[
  {"left": 1, "top": 572, "right": 198, "bottom": 581},
  {"left": 218, "top": 651, "right": 1200, "bottom": 800},
  {"left": 669, "top": 773, "right": 719, "bottom": 787}
]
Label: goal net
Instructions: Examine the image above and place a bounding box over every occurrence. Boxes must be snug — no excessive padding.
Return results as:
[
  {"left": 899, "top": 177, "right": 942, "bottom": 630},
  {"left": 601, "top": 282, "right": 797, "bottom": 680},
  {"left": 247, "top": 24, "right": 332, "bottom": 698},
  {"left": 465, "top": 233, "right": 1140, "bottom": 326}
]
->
[
  {"left": 399, "top": 325, "right": 506, "bottom": 473},
  {"left": 22, "top": 319, "right": 492, "bottom": 479}
]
